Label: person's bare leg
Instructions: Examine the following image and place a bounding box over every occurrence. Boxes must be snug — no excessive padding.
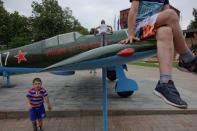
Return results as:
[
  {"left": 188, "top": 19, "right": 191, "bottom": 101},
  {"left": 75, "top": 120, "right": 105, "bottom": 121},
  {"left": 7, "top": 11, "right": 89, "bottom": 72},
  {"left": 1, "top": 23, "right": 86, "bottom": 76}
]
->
[
  {"left": 156, "top": 26, "right": 174, "bottom": 76},
  {"left": 155, "top": 9, "right": 189, "bottom": 53},
  {"left": 37, "top": 119, "right": 43, "bottom": 130},
  {"left": 154, "top": 27, "right": 187, "bottom": 109},
  {"left": 32, "top": 121, "right": 37, "bottom": 131},
  {"left": 155, "top": 9, "right": 197, "bottom": 73}
]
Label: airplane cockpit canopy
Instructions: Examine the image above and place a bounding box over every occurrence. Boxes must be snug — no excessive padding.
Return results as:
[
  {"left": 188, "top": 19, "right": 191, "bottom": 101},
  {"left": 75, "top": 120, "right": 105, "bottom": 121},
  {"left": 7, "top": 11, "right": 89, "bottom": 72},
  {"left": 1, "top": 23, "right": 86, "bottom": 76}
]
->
[
  {"left": 58, "top": 32, "right": 82, "bottom": 45},
  {"left": 6, "top": 32, "right": 82, "bottom": 54},
  {"left": 44, "top": 32, "right": 82, "bottom": 48}
]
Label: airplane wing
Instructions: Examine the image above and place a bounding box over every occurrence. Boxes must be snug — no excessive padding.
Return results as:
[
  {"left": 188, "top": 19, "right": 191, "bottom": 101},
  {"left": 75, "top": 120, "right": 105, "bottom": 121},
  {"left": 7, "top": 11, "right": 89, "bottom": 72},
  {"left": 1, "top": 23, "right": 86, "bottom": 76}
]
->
[{"left": 43, "top": 40, "right": 156, "bottom": 72}]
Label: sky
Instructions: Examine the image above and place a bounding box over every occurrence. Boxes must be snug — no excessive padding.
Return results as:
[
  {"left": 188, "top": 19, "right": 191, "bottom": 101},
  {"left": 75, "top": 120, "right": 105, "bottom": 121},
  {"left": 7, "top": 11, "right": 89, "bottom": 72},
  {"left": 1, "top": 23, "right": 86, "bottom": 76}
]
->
[{"left": 2, "top": 0, "right": 197, "bottom": 30}]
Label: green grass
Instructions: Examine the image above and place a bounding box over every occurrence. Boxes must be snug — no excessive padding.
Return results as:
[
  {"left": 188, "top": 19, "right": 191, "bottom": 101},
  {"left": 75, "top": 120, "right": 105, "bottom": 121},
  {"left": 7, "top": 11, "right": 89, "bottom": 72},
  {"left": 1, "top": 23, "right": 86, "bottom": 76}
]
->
[{"left": 128, "top": 60, "right": 178, "bottom": 68}]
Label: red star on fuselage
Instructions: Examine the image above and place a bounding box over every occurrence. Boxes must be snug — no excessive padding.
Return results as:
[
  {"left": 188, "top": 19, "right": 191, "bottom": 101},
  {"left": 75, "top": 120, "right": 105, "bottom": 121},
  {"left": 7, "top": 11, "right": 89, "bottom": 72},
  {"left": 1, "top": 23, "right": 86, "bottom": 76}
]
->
[{"left": 14, "top": 50, "right": 27, "bottom": 64}]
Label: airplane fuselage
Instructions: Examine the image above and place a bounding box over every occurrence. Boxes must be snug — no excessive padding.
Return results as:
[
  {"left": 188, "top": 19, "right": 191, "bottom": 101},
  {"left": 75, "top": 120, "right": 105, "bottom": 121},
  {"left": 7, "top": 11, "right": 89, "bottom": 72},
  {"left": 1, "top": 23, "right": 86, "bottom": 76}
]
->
[{"left": 0, "top": 30, "right": 128, "bottom": 68}]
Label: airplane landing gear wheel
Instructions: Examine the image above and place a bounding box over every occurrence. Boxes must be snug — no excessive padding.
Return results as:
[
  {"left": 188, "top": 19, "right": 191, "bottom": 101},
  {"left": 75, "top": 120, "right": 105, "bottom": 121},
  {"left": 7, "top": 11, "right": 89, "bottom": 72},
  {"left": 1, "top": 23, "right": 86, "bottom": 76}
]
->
[
  {"left": 107, "top": 70, "right": 116, "bottom": 81},
  {"left": 117, "top": 91, "right": 134, "bottom": 98}
]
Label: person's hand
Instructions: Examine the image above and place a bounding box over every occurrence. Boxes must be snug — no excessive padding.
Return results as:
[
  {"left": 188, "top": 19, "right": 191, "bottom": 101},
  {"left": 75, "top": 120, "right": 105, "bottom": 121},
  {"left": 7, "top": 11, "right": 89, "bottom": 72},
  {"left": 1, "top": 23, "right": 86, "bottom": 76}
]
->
[
  {"left": 48, "top": 105, "right": 52, "bottom": 111},
  {"left": 121, "top": 36, "right": 140, "bottom": 44},
  {"left": 28, "top": 104, "right": 32, "bottom": 110}
]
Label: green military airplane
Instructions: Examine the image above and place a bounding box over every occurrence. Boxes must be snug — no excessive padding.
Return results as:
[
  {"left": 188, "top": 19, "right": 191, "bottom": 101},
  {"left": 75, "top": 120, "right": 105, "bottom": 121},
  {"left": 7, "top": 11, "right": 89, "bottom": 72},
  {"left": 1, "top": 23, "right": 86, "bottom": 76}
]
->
[{"left": 0, "top": 29, "right": 156, "bottom": 97}]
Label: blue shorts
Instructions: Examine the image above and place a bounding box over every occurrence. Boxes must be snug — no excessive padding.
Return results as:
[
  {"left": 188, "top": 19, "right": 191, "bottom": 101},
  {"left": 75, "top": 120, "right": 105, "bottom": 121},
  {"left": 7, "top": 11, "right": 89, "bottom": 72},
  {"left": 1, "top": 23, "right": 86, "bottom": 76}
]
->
[{"left": 29, "top": 105, "right": 46, "bottom": 121}]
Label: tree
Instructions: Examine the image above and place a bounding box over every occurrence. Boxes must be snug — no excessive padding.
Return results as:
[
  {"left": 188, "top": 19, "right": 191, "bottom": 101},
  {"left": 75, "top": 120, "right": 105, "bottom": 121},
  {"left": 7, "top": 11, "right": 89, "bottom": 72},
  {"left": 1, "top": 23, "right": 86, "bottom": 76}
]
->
[
  {"left": 8, "top": 12, "right": 32, "bottom": 48},
  {"left": 0, "top": 0, "right": 10, "bottom": 47},
  {"left": 31, "top": 0, "right": 66, "bottom": 41},
  {"left": 187, "top": 8, "right": 197, "bottom": 29},
  {"left": 72, "top": 19, "right": 89, "bottom": 35},
  {"left": 0, "top": 0, "right": 3, "bottom": 7},
  {"left": 0, "top": 0, "right": 88, "bottom": 48},
  {"left": 31, "top": 0, "right": 88, "bottom": 41},
  {"left": 62, "top": 7, "right": 88, "bottom": 35},
  {"left": 0, "top": 1, "right": 32, "bottom": 48}
]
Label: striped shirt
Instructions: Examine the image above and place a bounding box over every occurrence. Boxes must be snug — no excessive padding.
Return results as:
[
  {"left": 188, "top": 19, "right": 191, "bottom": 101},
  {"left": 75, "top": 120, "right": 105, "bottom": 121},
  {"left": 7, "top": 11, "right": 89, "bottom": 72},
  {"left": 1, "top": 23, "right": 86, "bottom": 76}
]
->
[{"left": 26, "top": 87, "right": 48, "bottom": 107}]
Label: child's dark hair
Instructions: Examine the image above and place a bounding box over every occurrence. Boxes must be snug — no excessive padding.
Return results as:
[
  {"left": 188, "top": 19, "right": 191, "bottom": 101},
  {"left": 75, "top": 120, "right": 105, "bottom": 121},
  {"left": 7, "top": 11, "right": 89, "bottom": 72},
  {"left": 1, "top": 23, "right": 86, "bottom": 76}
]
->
[{"left": 33, "top": 77, "right": 42, "bottom": 83}]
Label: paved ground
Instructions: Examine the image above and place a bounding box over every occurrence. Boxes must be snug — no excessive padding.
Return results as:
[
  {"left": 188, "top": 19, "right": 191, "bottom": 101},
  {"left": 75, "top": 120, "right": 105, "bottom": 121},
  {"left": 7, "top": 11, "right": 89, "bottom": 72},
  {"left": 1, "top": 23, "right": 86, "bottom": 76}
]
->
[
  {"left": 0, "top": 65, "right": 197, "bottom": 131},
  {"left": 1, "top": 115, "right": 197, "bottom": 131},
  {"left": 0, "top": 65, "right": 196, "bottom": 111}
]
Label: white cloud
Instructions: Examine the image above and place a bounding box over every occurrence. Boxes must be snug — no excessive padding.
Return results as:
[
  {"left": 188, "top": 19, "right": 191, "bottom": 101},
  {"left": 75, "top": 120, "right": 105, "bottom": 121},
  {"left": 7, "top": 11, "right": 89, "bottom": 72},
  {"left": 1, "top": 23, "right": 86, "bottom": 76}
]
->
[{"left": 170, "top": 0, "right": 196, "bottom": 29}]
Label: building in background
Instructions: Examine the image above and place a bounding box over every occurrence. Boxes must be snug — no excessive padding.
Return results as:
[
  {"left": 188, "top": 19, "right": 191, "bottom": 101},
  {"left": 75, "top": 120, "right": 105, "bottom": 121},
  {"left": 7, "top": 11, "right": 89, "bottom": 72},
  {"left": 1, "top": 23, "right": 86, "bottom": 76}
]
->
[
  {"left": 119, "top": 8, "right": 130, "bottom": 29},
  {"left": 183, "top": 29, "right": 197, "bottom": 54}
]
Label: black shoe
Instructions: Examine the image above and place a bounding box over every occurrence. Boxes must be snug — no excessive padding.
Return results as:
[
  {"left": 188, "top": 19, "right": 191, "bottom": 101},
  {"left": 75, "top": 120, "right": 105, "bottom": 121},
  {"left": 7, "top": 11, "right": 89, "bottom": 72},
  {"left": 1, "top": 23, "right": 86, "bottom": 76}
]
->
[
  {"left": 37, "top": 126, "right": 43, "bottom": 131},
  {"left": 153, "top": 80, "right": 187, "bottom": 109},
  {"left": 177, "top": 56, "right": 197, "bottom": 74},
  {"left": 32, "top": 122, "right": 37, "bottom": 131}
]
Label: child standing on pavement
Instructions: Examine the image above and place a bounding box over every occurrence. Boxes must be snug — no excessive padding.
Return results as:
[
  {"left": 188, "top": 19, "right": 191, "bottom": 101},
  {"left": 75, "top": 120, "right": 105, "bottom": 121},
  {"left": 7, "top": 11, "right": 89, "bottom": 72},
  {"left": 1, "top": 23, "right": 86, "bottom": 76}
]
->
[{"left": 26, "top": 78, "right": 52, "bottom": 131}]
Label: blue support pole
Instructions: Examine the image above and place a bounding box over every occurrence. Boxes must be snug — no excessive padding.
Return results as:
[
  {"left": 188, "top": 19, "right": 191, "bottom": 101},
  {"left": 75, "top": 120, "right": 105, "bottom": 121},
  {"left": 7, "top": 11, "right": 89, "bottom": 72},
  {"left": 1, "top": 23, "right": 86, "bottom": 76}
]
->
[
  {"left": 101, "top": 32, "right": 108, "bottom": 131},
  {"left": 102, "top": 67, "right": 108, "bottom": 131},
  {"left": 2, "top": 71, "right": 11, "bottom": 87}
]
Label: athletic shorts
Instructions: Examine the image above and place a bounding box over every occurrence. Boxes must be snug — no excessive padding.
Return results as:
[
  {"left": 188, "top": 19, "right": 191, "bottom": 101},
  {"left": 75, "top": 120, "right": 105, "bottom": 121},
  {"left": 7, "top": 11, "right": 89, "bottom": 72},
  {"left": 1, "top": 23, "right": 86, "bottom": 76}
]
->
[
  {"left": 135, "top": 13, "right": 159, "bottom": 40},
  {"left": 29, "top": 105, "right": 46, "bottom": 121}
]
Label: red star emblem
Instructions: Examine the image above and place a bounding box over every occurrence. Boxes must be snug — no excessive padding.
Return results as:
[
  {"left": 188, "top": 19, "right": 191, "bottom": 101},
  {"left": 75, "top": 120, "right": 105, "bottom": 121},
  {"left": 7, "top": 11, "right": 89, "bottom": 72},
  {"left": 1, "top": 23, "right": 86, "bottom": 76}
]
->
[{"left": 14, "top": 50, "right": 27, "bottom": 64}]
